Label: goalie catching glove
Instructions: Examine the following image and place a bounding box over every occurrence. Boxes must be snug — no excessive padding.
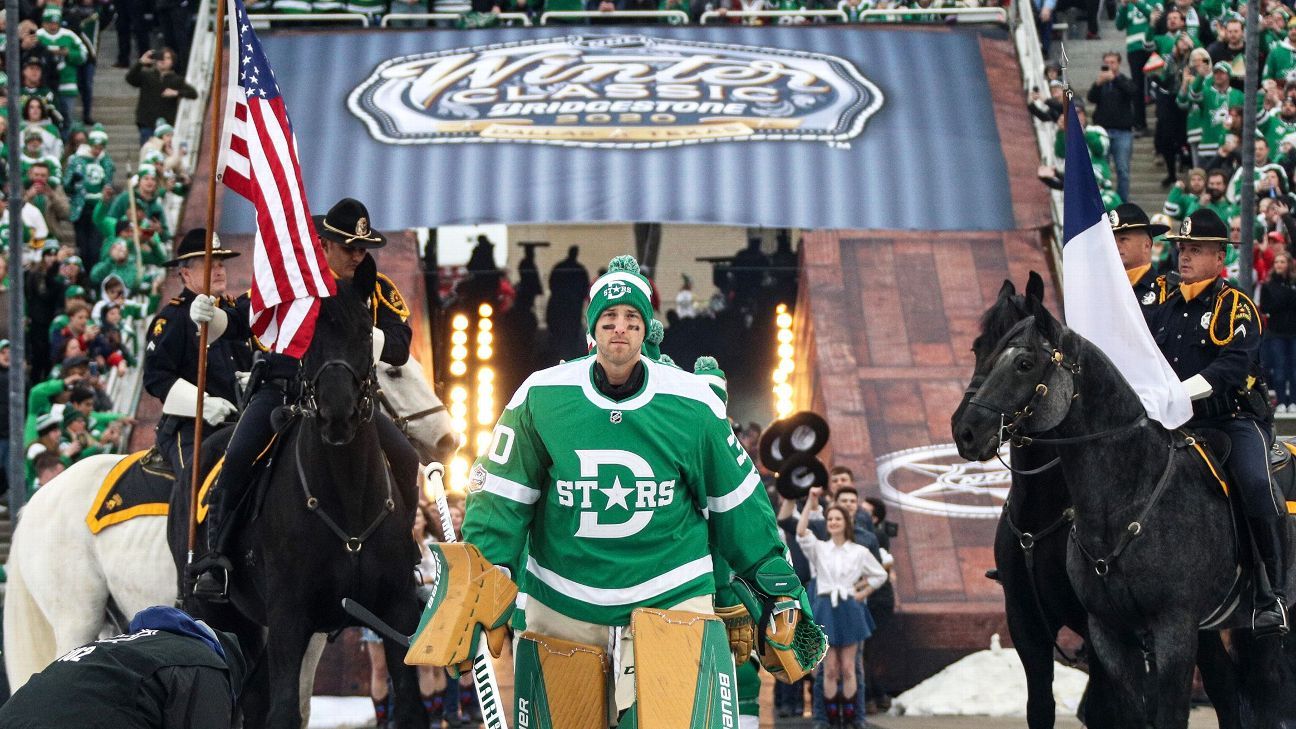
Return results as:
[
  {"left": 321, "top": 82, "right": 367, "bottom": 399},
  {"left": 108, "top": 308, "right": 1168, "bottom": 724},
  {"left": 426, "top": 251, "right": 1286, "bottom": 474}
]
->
[
  {"left": 732, "top": 556, "right": 827, "bottom": 683},
  {"left": 404, "top": 543, "right": 517, "bottom": 677}
]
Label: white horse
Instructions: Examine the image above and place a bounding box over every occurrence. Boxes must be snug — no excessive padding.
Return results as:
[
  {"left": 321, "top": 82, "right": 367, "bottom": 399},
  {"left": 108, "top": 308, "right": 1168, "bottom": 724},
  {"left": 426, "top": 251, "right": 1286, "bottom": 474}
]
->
[{"left": 4, "top": 357, "right": 455, "bottom": 711}]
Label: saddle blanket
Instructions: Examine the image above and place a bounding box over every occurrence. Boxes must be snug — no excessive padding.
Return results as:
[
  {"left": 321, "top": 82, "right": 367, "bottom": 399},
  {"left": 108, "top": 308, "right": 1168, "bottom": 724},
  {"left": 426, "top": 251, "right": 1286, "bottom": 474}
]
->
[{"left": 85, "top": 451, "right": 172, "bottom": 534}]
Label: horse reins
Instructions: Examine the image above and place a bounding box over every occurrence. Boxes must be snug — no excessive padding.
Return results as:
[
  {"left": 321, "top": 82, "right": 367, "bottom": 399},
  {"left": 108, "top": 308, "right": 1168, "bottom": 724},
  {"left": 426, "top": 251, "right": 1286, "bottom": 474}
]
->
[
  {"left": 286, "top": 358, "right": 394, "bottom": 556},
  {"left": 1002, "top": 495, "right": 1080, "bottom": 664}
]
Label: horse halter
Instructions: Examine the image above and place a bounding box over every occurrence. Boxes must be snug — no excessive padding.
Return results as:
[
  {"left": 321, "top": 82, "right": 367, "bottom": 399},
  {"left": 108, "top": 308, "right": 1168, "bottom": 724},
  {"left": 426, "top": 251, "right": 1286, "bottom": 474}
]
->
[{"left": 299, "top": 359, "right": 377, "bottom": 425}]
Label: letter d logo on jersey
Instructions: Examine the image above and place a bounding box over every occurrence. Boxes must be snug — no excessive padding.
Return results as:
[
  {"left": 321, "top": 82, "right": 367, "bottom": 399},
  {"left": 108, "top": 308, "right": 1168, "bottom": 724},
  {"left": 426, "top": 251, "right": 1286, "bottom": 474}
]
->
[{"left": 556, "top": 449, "right": 676, "bottom": 539}]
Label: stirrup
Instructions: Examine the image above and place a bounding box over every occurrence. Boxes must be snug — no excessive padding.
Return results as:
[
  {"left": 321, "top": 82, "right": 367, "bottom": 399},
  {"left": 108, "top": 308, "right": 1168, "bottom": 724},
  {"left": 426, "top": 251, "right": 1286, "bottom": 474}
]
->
[
  {"left": 189, "top": 554, "right": 233, "bottom": 603},
  {"left": 1252, "top": 598, "right": 1289, "bottom": 638}
]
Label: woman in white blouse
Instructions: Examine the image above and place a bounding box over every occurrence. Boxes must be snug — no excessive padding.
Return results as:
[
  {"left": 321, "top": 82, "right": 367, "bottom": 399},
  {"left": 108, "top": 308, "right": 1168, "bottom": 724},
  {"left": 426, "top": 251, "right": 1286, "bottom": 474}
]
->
[{"left": 797, "top": 486, "right": 889, "bottom": 728}]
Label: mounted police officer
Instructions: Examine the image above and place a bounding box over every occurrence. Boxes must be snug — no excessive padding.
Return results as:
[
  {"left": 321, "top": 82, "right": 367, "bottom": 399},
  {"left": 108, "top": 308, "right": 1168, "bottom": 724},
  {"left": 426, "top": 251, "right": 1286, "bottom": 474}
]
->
[
  {"left": 143, "top": 229, "right": 253, "bottom": 478},
  {"left": 191, "top": 198, "right": 420, "bottom": 601},
  {"left": 1109, "top": 202, "right": 1170, "bottom": 318},
  {"left": 1151, "top": 208, "right": 1290, "bottom": 636}
]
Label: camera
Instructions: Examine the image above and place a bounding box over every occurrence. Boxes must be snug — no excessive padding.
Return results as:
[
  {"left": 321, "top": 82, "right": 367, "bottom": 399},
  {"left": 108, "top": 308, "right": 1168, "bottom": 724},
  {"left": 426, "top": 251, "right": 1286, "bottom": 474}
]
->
[{"left": 1101, "top": 65, "right": 1110, "bottom": 72}]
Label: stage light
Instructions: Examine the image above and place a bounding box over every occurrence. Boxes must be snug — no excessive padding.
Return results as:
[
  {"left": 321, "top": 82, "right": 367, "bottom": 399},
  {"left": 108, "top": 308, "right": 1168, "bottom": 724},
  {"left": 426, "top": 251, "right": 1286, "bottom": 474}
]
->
[
  {"left": 777, "top": 343, "right": 794, "bottom": 359},
  {"left": 452, "top": 330, "right": 468, "bottom": 346},
  {"left": 476, "top": 431, "right": 492, "bottom": 455},
  {"left": 776, "top": 313, "right": 792, "bottom": 329},
  {"left": 449, "top": 361, "right": 467, "bottom": 377},
  {"left": 774, "top": 383, "right": 793, "bottom": 400},
  {"left": 478, "top": 303, "right": 494, "bottom": 318},
  {"left": 450, "top": 402, "right": 468, "bottom": 419},
  {"left": 477, "top": 410, "right": 494, "bottom": 426},
  {"left": 479, "top": 319, "right": 493, "bottom": 332},
  {"left": 477, "top": 346, "right": 493, "bottom": 360},
  {"left": 772, "top": 369, "right": 788, "bottom": 385},
  {"left": 477, "top": 367, "right": 494, "bottom": 383},
  {"left": 776, "top": 303, "right": 787, "bottom": 314},
  {"left": 449, "top": 456, "right": 469, "bottom": 492},
  {"left": 477, "top": 330, "right": 493, "bottom": 346},
  {"left": 450, "top": 386, "right": 468, "bottom": 403},
  {"left": 452, "top": 314, "right": 469, "bottom": 331},
  {"left": 777, "top": 329, "right": 793, "bottom": 344},
  {"left": 776, "top": 399, "right": 794, "bottom": 418},
  {"left": 477, "top": 381, "right": 494, "bottom": 397}
]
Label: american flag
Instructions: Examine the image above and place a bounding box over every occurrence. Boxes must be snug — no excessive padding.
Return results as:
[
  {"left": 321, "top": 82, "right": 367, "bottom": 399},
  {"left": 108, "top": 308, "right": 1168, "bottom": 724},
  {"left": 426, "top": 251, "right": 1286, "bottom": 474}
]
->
[{"left": 216, "top": 0, "right": 334, "bottom": 358}]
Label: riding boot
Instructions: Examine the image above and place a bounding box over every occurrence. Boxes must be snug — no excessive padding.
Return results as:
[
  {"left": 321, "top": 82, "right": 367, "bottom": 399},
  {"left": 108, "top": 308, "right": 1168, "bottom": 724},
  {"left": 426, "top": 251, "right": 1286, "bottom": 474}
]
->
[
  {"left": 191, "top": 489, "right": 233, "bottom": 603},
  {"left": 371, "top": 694, "right": 390, "bottom": 729},
  {"left": 825, "top": 693, "right": 841, "bottom": 727},
  {"left": 1249, "top": 514, "right": 1290, "bottom": 637}
]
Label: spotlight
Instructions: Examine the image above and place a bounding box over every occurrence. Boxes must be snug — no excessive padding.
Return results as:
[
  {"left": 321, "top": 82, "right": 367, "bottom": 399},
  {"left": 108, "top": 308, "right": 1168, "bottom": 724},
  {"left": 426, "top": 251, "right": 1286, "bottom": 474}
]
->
[
  {"left": 452, "top": 314, "right": 469, "bottom": 331},
  {"left": 477, "top": 345, "right": 493, "bottom": 360},
  {"left": 477, "top": 367, "right": 494, "bottom": 383},
  {"left": 452, "top": 330, "right": 468, "bottom": 346},
  {"left": 777, "top": 343, "right": 794, "bottom": 359},
  {"left": 452, "top": 345, "right": 469, "bottom": 361},
  {"left": 449, "top": 361, "right": 467, "bottom": 377},
  {"left": 478, "top": 303, "right": 494, "bottom": 318},
  {"left": 776, "top": 312, "right": 793, "bottom": 329},
  {"left": 450, "top": 386, "right": 468, "bottom": 403},
  {"left": 479, "top": 319, "right": 493, "bottom": 332},
  {"left": 477, "top": 330, "right": 493, "bottom": 346}
]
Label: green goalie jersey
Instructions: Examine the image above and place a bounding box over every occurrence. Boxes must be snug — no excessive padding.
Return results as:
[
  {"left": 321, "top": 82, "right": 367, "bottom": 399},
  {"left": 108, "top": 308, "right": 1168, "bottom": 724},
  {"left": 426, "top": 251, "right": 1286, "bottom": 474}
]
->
[{"left": 462, "top": 355, "right": 783, "bottom": 626}]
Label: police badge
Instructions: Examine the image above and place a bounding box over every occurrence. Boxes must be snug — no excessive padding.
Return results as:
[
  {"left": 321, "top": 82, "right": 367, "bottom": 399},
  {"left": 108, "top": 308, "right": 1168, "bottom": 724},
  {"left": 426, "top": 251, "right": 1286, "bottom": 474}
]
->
[
  {"left": 1142, "top": 291, "right": 1156, "bottom": 305},
  {"left": 1201, "top": 312, "right": 1212, "bottom": 329},
  {"left": 1181, "top": 217, "right": 1193, "bottom": 237},
  {"left": 1109, "top": 210, "right": 1121, "bottom": 228}
]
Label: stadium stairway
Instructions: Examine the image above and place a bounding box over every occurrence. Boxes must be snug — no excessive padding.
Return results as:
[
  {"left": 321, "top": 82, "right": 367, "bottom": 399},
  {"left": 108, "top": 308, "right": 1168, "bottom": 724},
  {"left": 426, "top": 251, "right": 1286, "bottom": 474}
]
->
[
  {"left": 0, "top": 30, "right": 142, "bottom": 569},
  {"left": 1051, "top": 10, "right": 1166, "bottom": 214}
]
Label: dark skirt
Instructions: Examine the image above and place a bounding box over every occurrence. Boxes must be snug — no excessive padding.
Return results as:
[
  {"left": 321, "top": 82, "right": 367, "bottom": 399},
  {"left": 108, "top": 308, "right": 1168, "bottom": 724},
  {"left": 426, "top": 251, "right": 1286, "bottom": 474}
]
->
[{"left": 811, "top": 593, "right": 875, "bottom": 647}]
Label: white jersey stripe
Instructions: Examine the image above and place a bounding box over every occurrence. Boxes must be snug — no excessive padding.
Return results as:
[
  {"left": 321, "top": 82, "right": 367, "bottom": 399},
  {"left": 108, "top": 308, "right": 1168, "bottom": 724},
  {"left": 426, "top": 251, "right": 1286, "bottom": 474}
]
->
[
  {"left": 482, "top": 472, "right": 541, "bottom": 505},
  {"left": 707, "top": 468, "right": 760, "bottom": 514},
  {"left": 527, "top": 554, "right": 712, "bottom": 606}
]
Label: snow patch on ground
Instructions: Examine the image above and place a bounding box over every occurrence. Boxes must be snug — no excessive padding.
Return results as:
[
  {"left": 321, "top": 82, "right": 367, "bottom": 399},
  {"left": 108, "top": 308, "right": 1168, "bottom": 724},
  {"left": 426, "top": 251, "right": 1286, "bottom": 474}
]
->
[
  {"left": 892, "top": 635, "right": 1089, "bottom": 717},
  {"left": 308, "top": 696, "right": 376, "bottom": 728}
]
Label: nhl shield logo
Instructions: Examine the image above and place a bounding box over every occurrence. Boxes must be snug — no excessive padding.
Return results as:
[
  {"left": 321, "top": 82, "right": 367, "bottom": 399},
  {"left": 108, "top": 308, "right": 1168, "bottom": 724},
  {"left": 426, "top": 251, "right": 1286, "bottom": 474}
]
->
[{"left": 610, "top": 411, "right": 623, "bottom": 424}]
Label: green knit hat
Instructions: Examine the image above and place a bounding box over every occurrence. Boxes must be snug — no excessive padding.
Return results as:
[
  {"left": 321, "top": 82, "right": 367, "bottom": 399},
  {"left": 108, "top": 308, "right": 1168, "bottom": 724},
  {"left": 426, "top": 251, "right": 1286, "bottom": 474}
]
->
[
  {"left": 41, "top": 6, "right": 61, "bottom": 23},
  {"left": 642, "top": 319, "right": 664, "bottom": 359},
  {"left": 153, "top": 119, "right": 175, "bottom": 138},
  {"left": 586, "top": 255, "right": 654, "bottom": 337},
  {"left": 694, "top": 356, "right": 727, "bottom": 404}
]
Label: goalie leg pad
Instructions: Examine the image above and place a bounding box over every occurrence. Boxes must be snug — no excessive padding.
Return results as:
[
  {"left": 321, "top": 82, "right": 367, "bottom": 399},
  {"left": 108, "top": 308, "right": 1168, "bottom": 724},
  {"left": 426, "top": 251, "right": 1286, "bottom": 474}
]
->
[
  {"left": 514, "top": 632, "right": 609, "bottom": 729},
  {"left": 631, "top": 608, "right": 740, "bottom": 729},
  {"left": 404, "top": 543, "right": 517, "bottom": 670}
]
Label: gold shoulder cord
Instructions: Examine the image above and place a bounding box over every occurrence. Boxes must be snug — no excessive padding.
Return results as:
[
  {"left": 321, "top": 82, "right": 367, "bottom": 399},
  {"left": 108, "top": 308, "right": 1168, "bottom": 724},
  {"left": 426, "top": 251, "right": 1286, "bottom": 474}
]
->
[
  {"left": 1209, "top": 289, "right": 1259, "bottom": 346},
  {"left": 374, "top": 273, "right": 411, "bottom": 323},
  {"left": 1156, "top": 276, "right": 1168, "bottom": 304}
]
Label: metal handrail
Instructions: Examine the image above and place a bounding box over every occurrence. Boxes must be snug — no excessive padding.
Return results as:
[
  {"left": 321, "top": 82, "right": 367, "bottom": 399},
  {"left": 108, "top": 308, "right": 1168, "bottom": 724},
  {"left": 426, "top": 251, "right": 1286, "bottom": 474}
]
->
[
  {"left": 1008, "top": 0, "right": 1064, "bottom": 280},
  {"left": 857, "top": 6, "right": 1008, "bottom": 22},
  {"left": 700, "top": 8, "right": 847, "bottom": 23},
  {"left": 381, "top": 11, "right": 533, "bottom": 24},
  {"left": 540, "top": 8, "right": 690, "bottom": 23},
  {"left": 247, "top": 12, "right": 371, "bottom": 26}
]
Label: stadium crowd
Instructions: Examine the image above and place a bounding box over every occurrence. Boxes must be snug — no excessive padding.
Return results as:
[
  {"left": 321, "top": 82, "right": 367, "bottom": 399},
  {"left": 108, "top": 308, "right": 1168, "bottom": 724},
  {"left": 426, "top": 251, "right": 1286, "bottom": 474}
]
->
[
  {"left": 1030, "top": 0, "right": 1296, "bottom": 416},
  {"left": 0, "top": 0, "right": 202, "bottom": 506}
]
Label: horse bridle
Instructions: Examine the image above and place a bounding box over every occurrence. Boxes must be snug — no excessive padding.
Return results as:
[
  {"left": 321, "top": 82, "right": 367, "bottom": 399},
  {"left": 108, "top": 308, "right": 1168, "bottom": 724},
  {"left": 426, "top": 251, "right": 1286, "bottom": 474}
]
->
[
  {"left": 297, "top": 359, "right": 377, "bottom": 425},
  {"left": 966, "top": 328, "right": 1148, "bottom": 462},
  {"left": 373, "top": 367, "right": 446, "bottom": 434}
]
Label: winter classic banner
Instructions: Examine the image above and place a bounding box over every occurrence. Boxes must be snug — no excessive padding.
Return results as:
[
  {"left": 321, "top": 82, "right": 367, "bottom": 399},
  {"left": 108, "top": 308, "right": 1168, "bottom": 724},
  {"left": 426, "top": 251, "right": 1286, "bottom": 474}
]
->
[{"left": 222, "top": 26, "right": 1015, "bottom": 231}]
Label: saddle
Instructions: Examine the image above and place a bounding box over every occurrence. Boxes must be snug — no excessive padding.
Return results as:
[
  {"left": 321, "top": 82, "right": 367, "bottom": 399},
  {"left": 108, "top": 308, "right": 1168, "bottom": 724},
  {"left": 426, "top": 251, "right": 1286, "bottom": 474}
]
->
[{"left": 86, "top": 447, "right": 175, "bottom": 534}]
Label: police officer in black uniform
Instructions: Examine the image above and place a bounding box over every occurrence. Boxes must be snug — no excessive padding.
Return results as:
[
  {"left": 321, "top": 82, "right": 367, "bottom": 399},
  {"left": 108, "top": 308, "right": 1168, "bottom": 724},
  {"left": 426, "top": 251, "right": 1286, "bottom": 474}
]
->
[
  {"left": 1152, "top": 208, "right": 1290, "bottom": 636},
  {"left": 0, "top": 605, "right": 246, "bottom": 729},
  {"left": 1109, "top": 202, "right": 1171, "bottom": 317},
  {"left": 192, "top": 198, "right": 420, "bottom": 601},
  {"left": 143, "top": 229, "right": 254, "bottom": 477}
]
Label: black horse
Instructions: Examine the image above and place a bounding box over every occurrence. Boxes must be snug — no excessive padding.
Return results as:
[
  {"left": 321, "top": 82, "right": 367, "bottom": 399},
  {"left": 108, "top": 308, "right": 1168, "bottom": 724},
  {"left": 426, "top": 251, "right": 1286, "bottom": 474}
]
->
[
  {"left": 964, "top": 275, "right": 1240, "bottom": 729},
  {"left": 950, "top": 280, "right": 1291, "bottom": 728},
  {"left": 168, "top": 265, "right": 424, "bottom": 729}
]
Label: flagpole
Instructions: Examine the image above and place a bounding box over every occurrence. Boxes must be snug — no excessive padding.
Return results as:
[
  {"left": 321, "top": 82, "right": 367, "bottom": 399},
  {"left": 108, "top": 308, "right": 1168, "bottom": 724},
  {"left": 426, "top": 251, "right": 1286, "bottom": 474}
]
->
[{"left": 186, "top": 0, "right": 230, "bottom": 591}]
